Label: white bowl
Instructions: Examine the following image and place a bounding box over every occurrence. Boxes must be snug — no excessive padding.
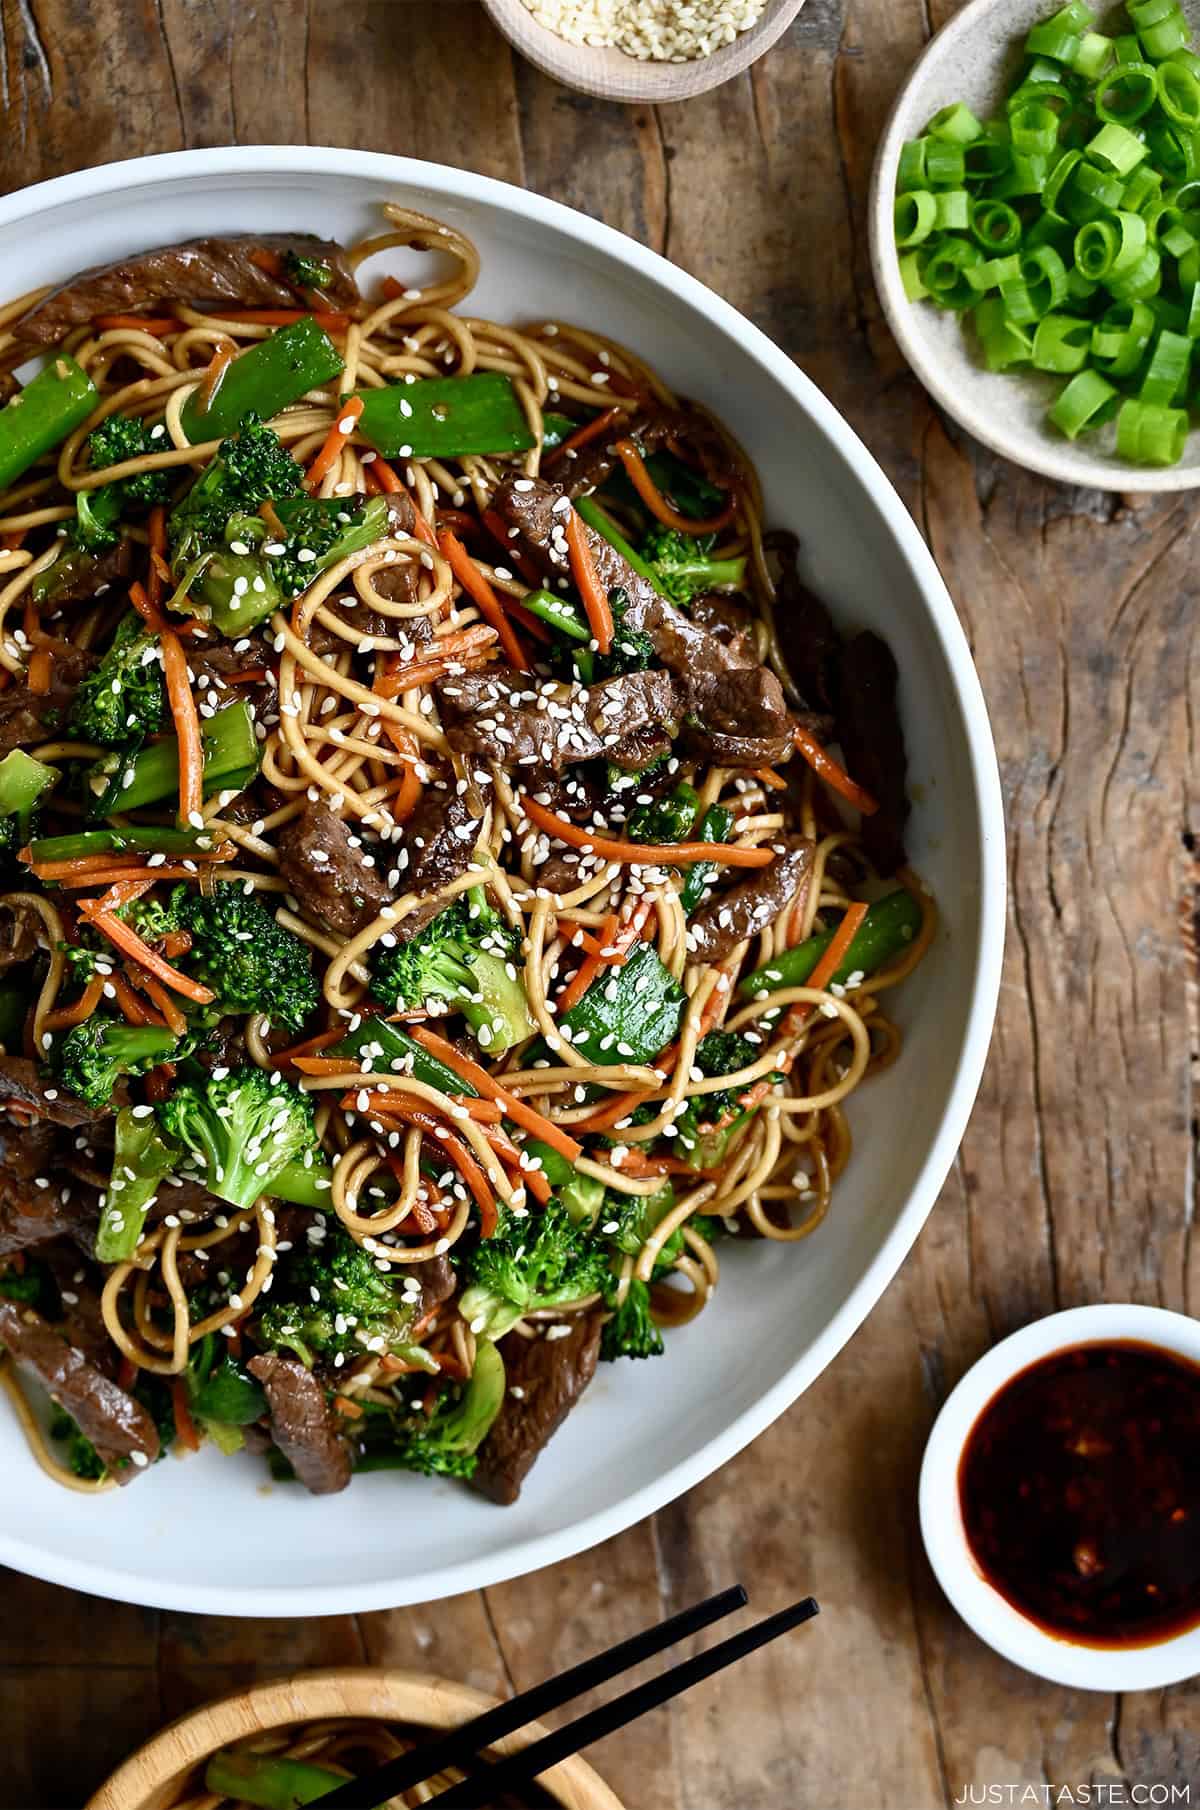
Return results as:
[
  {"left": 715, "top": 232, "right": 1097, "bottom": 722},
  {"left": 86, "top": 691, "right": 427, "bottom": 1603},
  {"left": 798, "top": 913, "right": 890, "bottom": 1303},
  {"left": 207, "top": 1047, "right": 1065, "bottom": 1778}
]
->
[
  {"left": 920, "top": 1305, "right": 1200, "bottom": 1689},
  {"left": 0, "top": 146, "right": 1005, "bottom": 1616},
  {"left": 869, "top": 0, "right": 1200, "bottom": 492}
]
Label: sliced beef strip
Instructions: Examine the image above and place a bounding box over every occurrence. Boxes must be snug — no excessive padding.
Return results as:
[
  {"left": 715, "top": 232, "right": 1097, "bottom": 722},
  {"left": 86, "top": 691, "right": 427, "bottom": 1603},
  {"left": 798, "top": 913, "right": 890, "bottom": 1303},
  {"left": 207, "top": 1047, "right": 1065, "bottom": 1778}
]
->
[
  {"left": 604, "top": 722, "right": 674, "bottom": 773},
  {"left": 0, "top": 1298, "right": 159, "bottom": 1480},
  {"left": 248, "top": 1351, "right": 352, "bottom": 1495},
  {"left": 0, "top": 1056, "right": 114, "bottom": 1128},
  {"left": 0, "top": 1121, "right": 90, "bottom": 1258},
  {"left": 437, "top": 668, "right": 679, "bottom": 774},
  {"left": 764, "top": 530, "right": 840, "bottom": 715},
  {"left": 39, "top": 537, "right": 135, "bottom": 614},
  {"left": 835, "top": 631, "right": 910, "bottom": 877},
  {"left": 494, "top": 478, "right": 793, "bottom": 769},
  {"left": 0, "top": 902, "right": 37, "bottom": 972},
  {"left": 0, "top": 647, "right": 96, "bottom": 755},
  {"left": 401, "top": 772, "right": 491, "bottom": 893},
  {"left": 687, "top": 836, "right": 816, "bottom": 963},
  {"left": 277, "top": 801, "right": 396, "bottom": 938},
  {"left": 187, "top": 630, "right": 274, "bottom": 695},
  {"left": 38, "top": 1246, "right": 113, "bottom": 1371},
  {"left": 471, "top": 1312, "right": 603, "bottom": 1507},
  {"left": 13, "top": 234, "right": 361, "bottom": 346},
  {"left": 409, "top": 1252, "right": 456, "bottom": 1320},
  {"left": 690, "top": 591, "right": 756, "bottom": 650}
]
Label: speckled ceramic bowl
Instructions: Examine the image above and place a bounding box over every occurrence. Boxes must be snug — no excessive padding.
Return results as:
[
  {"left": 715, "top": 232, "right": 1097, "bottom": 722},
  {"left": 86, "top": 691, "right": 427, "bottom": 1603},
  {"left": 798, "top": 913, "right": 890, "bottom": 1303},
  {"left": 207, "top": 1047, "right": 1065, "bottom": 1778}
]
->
[{"left": 870, "top": 0, "right": 1200, "bottom": 491}]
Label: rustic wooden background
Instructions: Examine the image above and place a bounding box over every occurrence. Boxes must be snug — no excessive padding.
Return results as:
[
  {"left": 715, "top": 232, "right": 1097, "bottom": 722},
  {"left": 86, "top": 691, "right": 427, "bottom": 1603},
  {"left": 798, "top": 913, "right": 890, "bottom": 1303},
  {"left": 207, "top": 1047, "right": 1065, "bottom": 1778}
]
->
[{"left": 1, "top": 0, "right": 1197, "bottom": 1804}]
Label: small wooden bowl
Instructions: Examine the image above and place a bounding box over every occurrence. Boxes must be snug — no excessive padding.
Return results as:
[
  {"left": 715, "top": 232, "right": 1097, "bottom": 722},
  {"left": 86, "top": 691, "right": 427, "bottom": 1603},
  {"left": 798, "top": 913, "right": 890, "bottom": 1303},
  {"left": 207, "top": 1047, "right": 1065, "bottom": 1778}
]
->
[
  {"left": 85, "top": 1668, "right": 626, "bottom": 1810},
  {"left": 481, "top": 0, "right": 808, "bottom": 103}
]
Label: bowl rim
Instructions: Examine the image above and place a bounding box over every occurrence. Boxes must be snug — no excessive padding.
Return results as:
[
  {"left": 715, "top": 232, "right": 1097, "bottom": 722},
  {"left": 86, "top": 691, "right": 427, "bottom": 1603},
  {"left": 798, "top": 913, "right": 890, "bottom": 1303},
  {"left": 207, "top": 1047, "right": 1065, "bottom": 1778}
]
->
[
  {"left": 84, "top": 1665, "right": 625, "bottom": 1810},
  {"left": 867, "top": 0, "right": 1200, "bottom": 493},
  {"left": 0, "top": 144, "right": 1007, "bottom": 1617},
  {"left": 479, "top": 0, "right": 808, "bottom": 103},
  {"left": 919, "top": 1304, "right": 1200, "bottom": 1689}
]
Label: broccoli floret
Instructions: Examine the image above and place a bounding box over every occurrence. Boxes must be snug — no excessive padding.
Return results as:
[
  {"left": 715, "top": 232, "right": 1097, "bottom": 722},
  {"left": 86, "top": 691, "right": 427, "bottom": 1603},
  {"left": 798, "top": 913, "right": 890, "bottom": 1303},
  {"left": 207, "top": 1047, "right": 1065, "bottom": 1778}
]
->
[
  {"left": 116, "top": 890, "right": 183, "bottom": 945},
  {"left": 265, "top": 493, "right": 392, "bottom": 606},
  {"left": 600, "top": 1277, "right": 664, "bottom": 1361},
  {"left": 640, "top": 527, "right": 746, "bottom": 608},
  {"left": 71, "top": 413, "right": 173, "bottom": 551},
  {"left": 68, "top": 613, "right": 166, "bottom": 747},
  {"left": 362, "top": 1338, "right": 506, "bottom": 1479},
  {"left": 256, "top": 1223, "right": 424, "bottom": 1368},
  {"left": 283, "top": 249, "right": 335, "bottom": 291},
  {"left": 170, "top": 414, "right": 303, "bottom": 556},
  {"left": 370, "top": 888, "right": 534, "bottom": 1055},
  {"left": 459, "top": 1197, "right": 611, "bottom": 1339},
  {"left": 626, "top": 781, "right": 702, "bottom": 846},
  {"left": 156, "top": 1067, "right": 318, "bottom": 1213},
  {"left": 593, "top": 585, "right": 656, "bottom": 679},
  {"left": 175, "top": 883, "right": 317, "bottom": 1033},
  {"left": 49, "top": 1406, "right": 107, "bottom": 1480},
  {"left": 55, "top": 1013, "right": 180, "bottom": 1110}
]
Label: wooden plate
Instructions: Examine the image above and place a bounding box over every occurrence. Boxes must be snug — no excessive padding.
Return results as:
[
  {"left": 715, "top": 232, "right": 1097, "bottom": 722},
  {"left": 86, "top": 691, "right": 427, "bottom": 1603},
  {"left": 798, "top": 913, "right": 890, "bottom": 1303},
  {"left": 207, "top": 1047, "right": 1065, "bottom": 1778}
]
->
[
  {"left": 85, "top": 1667, "right": 626, "bottom": 1810},
  {"left": 481, "top": 0, "right": 808, "bottom": 102}
]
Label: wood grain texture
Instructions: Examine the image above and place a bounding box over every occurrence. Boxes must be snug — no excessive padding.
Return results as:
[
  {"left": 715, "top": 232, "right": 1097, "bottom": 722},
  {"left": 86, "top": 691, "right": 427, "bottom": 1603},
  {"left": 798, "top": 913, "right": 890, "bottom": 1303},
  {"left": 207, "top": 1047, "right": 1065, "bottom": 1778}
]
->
[{"left": 0, "top": 3, "right": 1197, "bottom": 1806}]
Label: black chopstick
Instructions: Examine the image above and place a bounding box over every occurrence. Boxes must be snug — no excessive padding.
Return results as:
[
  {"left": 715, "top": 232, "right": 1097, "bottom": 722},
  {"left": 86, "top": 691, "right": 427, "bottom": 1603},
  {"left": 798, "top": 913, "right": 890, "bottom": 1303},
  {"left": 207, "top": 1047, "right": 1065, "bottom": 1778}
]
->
[
  {"left": 309, "top": 1583, "right": 748, "bottom": 1809},
  {"left": 426, "top": 1595, "right": 820, "bottom": 1808}
]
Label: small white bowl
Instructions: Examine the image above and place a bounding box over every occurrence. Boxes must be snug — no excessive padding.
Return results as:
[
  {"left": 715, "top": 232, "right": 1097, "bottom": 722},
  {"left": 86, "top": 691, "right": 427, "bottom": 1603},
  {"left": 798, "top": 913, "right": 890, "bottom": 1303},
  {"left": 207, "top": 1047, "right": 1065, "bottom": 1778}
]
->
[
  {"left": 920, "top": 1304, "right": 1200, "bottom": 1690},
  {"left": 870, "top": 0, "right": 1200, "bottom": 491},
  {"left": 480, "top": 0, "right": 807, "bottom": 103}
]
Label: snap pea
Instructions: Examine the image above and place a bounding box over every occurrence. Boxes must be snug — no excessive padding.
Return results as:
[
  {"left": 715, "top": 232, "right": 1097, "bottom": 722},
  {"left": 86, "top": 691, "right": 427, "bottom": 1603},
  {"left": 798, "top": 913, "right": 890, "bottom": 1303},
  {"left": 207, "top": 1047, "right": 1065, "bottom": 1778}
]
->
[
  {"left": 354, "top": 371, "right": 536, "bottom": 459},
  {"left": 86, "top": 699, "right": 259, "bottom": 818},
  {"left": 679, "top": 804, "right": 734, "bottom": 914},
  {"left": 331, "top": 1015, "right": 477, "bottom": 1097},
  {"left": 740, "top": 889, "right": 924, "bottom": 998},
  {"left": 0, "top": 355, "right": 97, "bottom": 491},
  {"left": 180, "top": 316, "right": 343, "bottom": 443},
  {"left": 0, "top": 749, "right": 58, "bottom": 820}
]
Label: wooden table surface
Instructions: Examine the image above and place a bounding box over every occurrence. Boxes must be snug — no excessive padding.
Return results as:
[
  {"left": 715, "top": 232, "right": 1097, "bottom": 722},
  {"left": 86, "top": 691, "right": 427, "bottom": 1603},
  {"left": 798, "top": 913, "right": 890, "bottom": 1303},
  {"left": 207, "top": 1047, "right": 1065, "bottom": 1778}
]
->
[{"left": 2, "top": 2, "right": 1197, "bottom": 1806}]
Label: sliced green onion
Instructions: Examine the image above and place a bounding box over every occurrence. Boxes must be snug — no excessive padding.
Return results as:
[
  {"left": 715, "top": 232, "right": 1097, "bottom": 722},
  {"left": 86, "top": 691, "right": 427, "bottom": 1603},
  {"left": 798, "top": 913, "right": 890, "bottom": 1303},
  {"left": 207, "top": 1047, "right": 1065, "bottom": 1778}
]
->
[
  {"left": 1122, "top": 164, "right": 1165, "bottom": 211},
  {"left": 1185, "top": 281, "right": 1200, "bottom": 335},
  {"left": 897, "top": 139, "right": 929, "bottom": 191},
  {"left": 1044, "top": 148, "right": 1084, "bottom": 214},
  {"left": 970, "top": 198, "right": 1023, "bottom": 252},
  {"left": 925, "top": 139, "right": 966, "bottom": 186},
  {"left": 1074, "top": 30, "right": 1114, "bottom": 77},
  {"left": 927, "top": 102, "right": 983, "bottom": 143},
  {"left": 1087, "top": 120, "right": 1147, "bottom": 174},
  {"left": 1009, "top": 98, "right": 1062, "bottom": 156},
  {"left": 991, "top": 151, "right": 1051, "bottom": 197},
  {"left": 899, "top": 250, "right": 930, "bottom": 301},
  {"left": 974, "top": 299, "right": 1034, "bottom": 370},
  {"left": 919, "top": 238, "right": 984, "bottom": 309},
  {"left": 1032, "top": 312, "right": 1094, "bottom": 371},
  {"left": 1140, "top": 10, "right": 1190, "bottom": 59},
  {"left": 1138, "top": 325, "right": 1192, "bottom": 399},
  {"left": 934, "top": 190, "right": 971, "bottom": 229},
  {"left": 895, "top": 191, "right": 938, "bottom": 247},
  {"left": 1115, "top": 395, "right": 1188, "bottom": 460},
  {"left": 1107, "top": 243, "right": 1163, "bottom": 298},
  {"left": 1091, "top": 299, "right": 1156, "bottom": 373},
  {"left": 964, "top": 137, "right": 1012, "bottom": 179},
  {"left": 1168, "top": 47, "right": 1200, "bottom": 80},
  {"left": 1157, "top": 58, "right": 1200, "bottom": 124},
  {"left": 1114, "top": 32, "right": 1144, "bottom": 62},
  {"left": 1048, "top": 368, "right": 1120, "bottom": 435},
  {"left": 1061, "top": 158, "right": 1127, "bottom": 222},
  {"left": 1075, "top": 217, "right": 1120, "bottom": 278},
  {"left": 1096, "top": 61, "right": 1159, "bottom": 122}
]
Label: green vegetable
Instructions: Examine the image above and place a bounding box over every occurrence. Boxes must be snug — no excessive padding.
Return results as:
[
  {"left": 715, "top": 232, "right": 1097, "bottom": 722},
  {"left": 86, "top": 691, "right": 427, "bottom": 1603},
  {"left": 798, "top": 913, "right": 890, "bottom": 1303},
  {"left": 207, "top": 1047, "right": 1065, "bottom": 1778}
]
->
[
  {"left": 68, "top": 613, "right": 166, "bottom": 748},
  {"left": 0, "top": 355, "right": 97, "bottom": 491},
  {"left": 640, "top": 526, "right": 747, "bottom": 607},
  {"left": 740, "top": 888, "right": 923, "bottom": 999},
  {"left": 460, "top": 1198, "right": 611, "bottom": 1340},
  {"left": 678, "top": 804, "right": 733, "bottom": 914},
  {"left": 267, "top": 1156, "right": 336, "bottom": 1211},
  {"left": 186, "top": 1336, "right": 267, "bottom": 1426},
  {"left": 70, "top": 412, "right": 173, "bottom": 551},
  {"left": 28, "top": 827, "right": 211, "bottom": 863},
  {"left": 603, "top": 1179, "right": 677, "bottom": 1257},
  {"left": 675, "top": 1030, "right": 774, "bottom": 1170},
  {"left": 626, "top": 781, "right": 702, "bottom": 846},
  {"left": 574, "top": 495, "right": 662, "bottom": 587},
  {"left": 0, "top": 749, "right": 58, "bottom": 825},
  {"left": 180, "top": 318, "right": 343, "bottom": 443},
  {"left": 173, "top": 883, "right": 317, "bottom": 1033},
  {"left": 519, "top": 586, "right": 592, "bottom": 642},
  {"left": 156, "top": 1067, "right": 318, "bottom": 1214},
  {"left": 203, "top": 1750, "right": 344, "bottom": 1810},
  {"left": 49, "top": 1406, "right": 107, "bottom": 1482},
  {"left": 257, "top": 1220, "right": 428, "bottom": 1368},
  {"left": 553, "top": 939, "right": 686, "bottom": 1069},
  {"left": 603, "top": 446, "right": 727, "bottom": 524},
  {"left": 282, "top": 249, "right": 335, "bottom": 292},
  {"left": 354, "top": 372, "right": 536, "bottom": 459},
  {"left": 539, "top": 410, "right": 580, "bottom": 450},
  {"left": 85, "top": 698, "right": 260, "bottom": 818},
  {"left": 356, "top": 1338, "right": 505, "bottom": 1479},
  {"left": 523, "top": 1138, "right": 606, "bottom": 1226},
  {"left": 896, "top": 0, "right": 1200, "bottom": 464},
  {"left": 601, "top": 1277, "right": 663, "bottom": 1361},
  {"left": 330, "top": 1015, "right": 476, "bottom": 1096},
  {"left": 95, "top": 1106, "right": 180, "bottom": 1263},
  {"left": 368, "top": 887, "right": 534, "bottom": 1055},
  {"left": 55, "top": 1014, "right": 180, "bottom": 1112}
]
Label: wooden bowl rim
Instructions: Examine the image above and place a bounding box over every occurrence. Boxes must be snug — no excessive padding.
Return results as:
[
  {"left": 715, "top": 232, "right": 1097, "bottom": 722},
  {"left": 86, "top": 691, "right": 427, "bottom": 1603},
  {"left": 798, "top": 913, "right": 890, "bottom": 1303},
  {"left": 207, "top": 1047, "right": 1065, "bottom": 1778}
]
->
[
  {"left": 480, "top": 0, "right": 808, "bottom": 102},
  {"left": 85, "top": 1667, "right": 626, "bottom": 1810}
]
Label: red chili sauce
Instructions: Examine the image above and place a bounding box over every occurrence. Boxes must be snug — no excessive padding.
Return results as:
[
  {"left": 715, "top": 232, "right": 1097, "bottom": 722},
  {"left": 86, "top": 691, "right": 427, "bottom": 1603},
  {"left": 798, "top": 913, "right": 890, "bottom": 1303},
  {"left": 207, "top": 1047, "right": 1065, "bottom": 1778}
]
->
[{"left": 957, "top": 1339, "right": 1200, "bottom": 1648}]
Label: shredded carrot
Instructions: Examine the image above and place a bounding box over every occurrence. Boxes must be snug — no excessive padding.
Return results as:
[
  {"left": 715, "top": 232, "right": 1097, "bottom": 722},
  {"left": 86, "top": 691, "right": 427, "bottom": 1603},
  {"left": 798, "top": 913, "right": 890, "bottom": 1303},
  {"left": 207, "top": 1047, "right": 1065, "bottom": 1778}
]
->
[
  {"left": 439, "top": 528, "right": 531, "bottom": 671},
  {"left": 792, "top": 725, "right": 879, "bottom": 816},
  {"left": 565, "top": 509, "right": 614, "bottom": 655},
  {"left": 197, "top": 339, "right": 236, "bottom": 416},
  {"left": 77, "top": 877, "right": 154, "bottom": 918},
  {"left": 94, "top": 315, "right": 178, "bottom": 336},
  {"left": 109, "top": 972, "right": 162, "bottom": 1027},
  {"left": 172, "top": 1383, "right": 200, "bottom": 1451},
  {"left": 274, "top": 1027, "right": 346, "bottom": 1064},
  {"left": 90, "top": 910, "right": 216, "bottom": 1005},
  {"left": 333, "top": 1394, "right": 364, "bottom": 1421},
  {"left": 552, "top": 406, "right": 624, "bottom": 459},
  {"left": 128, "top": 578, "right": 169, "bottom": 635},
  {"left": 142, "top": 1063, "right": 174, "bottom": 1099},
  {"left": 147, "top": 506, "right": 168, "bottom": 607},
  {"left": 612, "top": 438, "right": 738, "bottom": 535},
  {"left": 160, "top": 628, "right": 203, "bottom": 828},
  {"left": 349, "top": 1094, "right": 498, "bottom": 1236},
  {"left": 781, "top": 901, "right": 870, "bottom": 1037},
  {"left": 407, "top": 1025, "right": 584, "bottom": 1165},
  {"left": 520, "top": 795, "right": 773, "bottom": 869},
  {"left": 220, "top": 665, "right": 271, "bottom": 686},
  {"left": 379, "top": 724, "right": 423, "bottom": 823},
  {"left": 359, "top": 455, "right": 439, "bottom": 547},
  {"left": 752, "top": 766, "right": 789, "bottom": 792},
  {"left": 305, "top": 394, "right": 364, "bottom": 491},
  {"left": 160, "top": 930, "right": 192, "bottom": 959},
  {"left": 43, "top": 863, "right": 219, "bottom": 890},
  {"left": 458, "top": 1097, "right": 504, "bottom": 1124},
  {"left": 555, "top": 909, "right": 619, "bottom": 1016},
  {"left": 26, "top": 649, "right": 52, "bottom": 695},
  {"left": 136, "top": 973, "right": 189, "bottom": 1037},
  {"left": 210, "top": 309, "right": 351, "bottom": 329},
  {"left": 117, "top": 1355, "right": 137, "bottom": 1390},
  {"left": 248, "top": 247, "right": 284, "bottom": 278},
  {"left": 291, "top": 1056, "right": 357, "bottom": 1076},
  {"left": 43, "top": 974, "right": 106, "bottom": 1032}
]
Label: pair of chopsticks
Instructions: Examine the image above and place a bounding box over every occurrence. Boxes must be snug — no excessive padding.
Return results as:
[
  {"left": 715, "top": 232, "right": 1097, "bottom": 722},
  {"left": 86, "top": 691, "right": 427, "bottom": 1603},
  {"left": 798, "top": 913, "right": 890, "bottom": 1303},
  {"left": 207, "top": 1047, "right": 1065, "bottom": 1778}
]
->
[{"left": 313, "top": 1585, "right": 819, "bottom": 1809}]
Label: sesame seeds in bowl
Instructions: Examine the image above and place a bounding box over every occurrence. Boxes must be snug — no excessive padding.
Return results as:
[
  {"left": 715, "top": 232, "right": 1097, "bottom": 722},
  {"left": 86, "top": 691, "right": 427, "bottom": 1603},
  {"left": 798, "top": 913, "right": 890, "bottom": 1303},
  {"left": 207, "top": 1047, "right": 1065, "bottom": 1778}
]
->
[{"left": 480, "top": 0, "right": 810, "bottom": 103}]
